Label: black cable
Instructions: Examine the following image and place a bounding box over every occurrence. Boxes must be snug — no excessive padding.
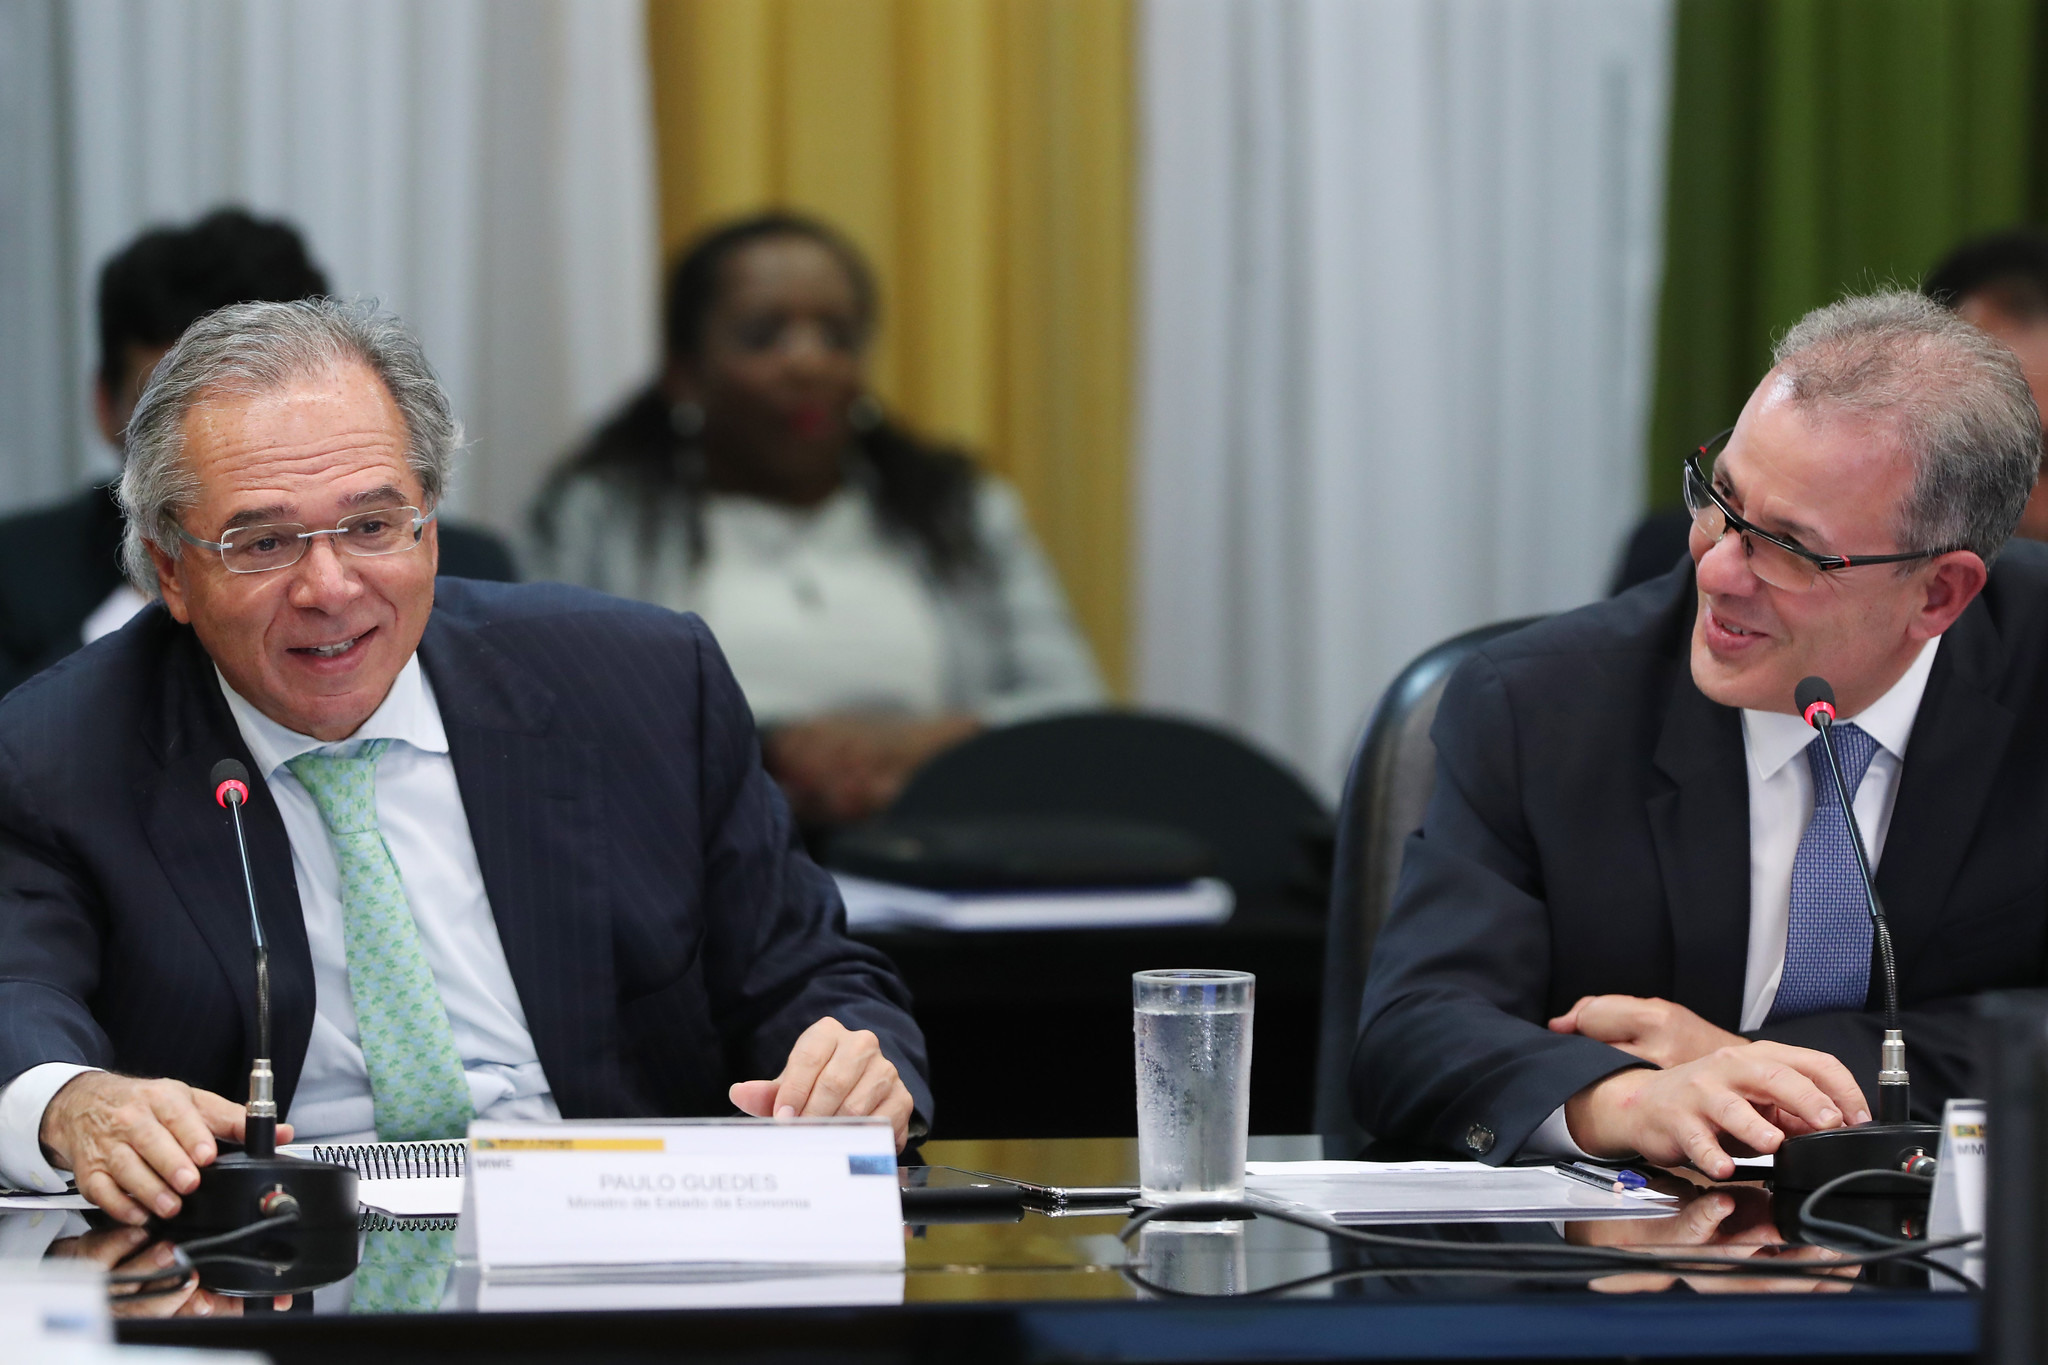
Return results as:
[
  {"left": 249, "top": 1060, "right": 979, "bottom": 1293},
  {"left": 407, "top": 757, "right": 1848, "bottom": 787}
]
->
[
  {"left": 100, "top": 1209, "right": 306, "bottom": 1305},
  {"left": 1118, "top": 1200, "right": 1979, "bottom": 1282},
  {"left": 1121, "top": 1255, "right": 1896, "bottom": 1300},
  {"left": 170, "top": 1210, "right": 299, "bottom": 1255},
  {"left": 189, "top": 1252, "right": 297, "bottom": 1272},
  {"left": 1792, "top": 1169, "right": 1977, "bottom": 1292},
  {"left": 105, "top": 1259, "right": 195, "bottom": 1288},
  {"left": 1796, "top": 1168, "right": 1932, "bottom": 1249}
]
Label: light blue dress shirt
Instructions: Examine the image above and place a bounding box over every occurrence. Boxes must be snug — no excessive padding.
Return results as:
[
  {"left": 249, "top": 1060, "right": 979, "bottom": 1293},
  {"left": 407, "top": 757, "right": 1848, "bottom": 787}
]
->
[{"left": 0, "top": 656, "right": 559, "bottom": 1191}]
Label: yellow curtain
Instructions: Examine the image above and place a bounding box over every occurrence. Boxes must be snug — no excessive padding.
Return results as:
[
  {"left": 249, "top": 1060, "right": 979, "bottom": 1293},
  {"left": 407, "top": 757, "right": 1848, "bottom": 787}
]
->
[{"left": 645, "top": 0, "right": 1133, "bottom": 693}]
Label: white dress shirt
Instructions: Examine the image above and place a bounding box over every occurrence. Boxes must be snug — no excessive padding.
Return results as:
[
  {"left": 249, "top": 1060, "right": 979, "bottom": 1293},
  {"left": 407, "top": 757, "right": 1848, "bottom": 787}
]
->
[
  {"left": 0, "top": 656, "right": 559, "bottom": 1191},
  {"left": 1523, "top": 637, "right": 1940, "bottom": 1157}
]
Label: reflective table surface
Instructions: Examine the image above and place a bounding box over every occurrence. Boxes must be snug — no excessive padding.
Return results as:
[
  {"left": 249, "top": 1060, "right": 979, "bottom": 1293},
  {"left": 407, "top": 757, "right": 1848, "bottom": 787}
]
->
[{"left": 35, "top": 1136, "right": 1973, "bottom": 1363}]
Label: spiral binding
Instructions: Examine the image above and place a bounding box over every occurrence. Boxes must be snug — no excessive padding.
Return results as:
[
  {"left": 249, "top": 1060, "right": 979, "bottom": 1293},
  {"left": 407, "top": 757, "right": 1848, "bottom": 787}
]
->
[
  {"left": 309, "top": 1141, "right": 468, "bottom": 1180},
  {"left": 358, "top": 1211, "right": 459, "bottom": 1232}
]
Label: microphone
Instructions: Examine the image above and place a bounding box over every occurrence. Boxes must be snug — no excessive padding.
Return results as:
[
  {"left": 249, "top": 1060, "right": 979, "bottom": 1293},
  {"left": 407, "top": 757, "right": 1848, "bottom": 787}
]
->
[
  {"left": 154, "top": 760, "right": 359, "bottom": 1295},
  {"left": 1790, "top": 677, "right": 1909, "bottom": 1124},
  {"left": 1769, "top": 677, "right": 1941, "bottom": 1247},
  {"left": 209, "top": 759, "right": 275, "bottom": 1157}
]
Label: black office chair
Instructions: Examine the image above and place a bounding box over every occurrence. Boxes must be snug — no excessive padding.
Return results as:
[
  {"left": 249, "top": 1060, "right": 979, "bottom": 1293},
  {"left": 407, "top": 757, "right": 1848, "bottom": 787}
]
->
[
  {"left": 884, "top": 710, "right": 1332, "bottom": 907},
  {"left": 860, "top": 710, "right": 1332, "bottom": 1138},
  {"left": 1313, "top": 617, "right": 1545, "bottom": 1154}
]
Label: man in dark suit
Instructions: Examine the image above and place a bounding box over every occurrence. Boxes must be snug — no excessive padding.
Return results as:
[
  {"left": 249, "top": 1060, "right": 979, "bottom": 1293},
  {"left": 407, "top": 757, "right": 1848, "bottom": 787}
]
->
[
  {"left": 0, "top": 208, "right": 515, "bottom": 695},
  {"left": 1356, "top": 290, "right": 2046, "bottom": 1177},
  {"left": 0, "top": 297, "right": 926, "bottom": 1226}
]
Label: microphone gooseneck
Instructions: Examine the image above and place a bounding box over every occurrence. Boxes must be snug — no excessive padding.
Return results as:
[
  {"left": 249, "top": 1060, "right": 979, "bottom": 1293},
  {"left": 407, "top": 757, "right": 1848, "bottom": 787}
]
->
[
  {"left": 1793, "top": 677, "right": 1910, "bottom": 1125},
  {"left": 158, "top": 760, "right": 359, "bottom": 1294},
  {"left": 209, "top": 758, "right": 275, "bottom": 1159}
]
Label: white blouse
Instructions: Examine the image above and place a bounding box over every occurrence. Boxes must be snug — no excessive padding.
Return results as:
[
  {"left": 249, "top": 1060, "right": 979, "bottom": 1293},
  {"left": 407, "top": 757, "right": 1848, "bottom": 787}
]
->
[
  {"left": 687, "top": 486, "right": 946, "bottom": 723},
  {"left": 535, "top": 463, "right": 1105, "bottom": 726}
]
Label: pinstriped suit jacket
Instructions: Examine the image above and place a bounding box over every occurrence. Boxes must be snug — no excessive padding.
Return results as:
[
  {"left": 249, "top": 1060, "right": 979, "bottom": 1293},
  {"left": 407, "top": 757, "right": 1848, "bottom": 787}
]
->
[{"left": 0, "top": 579, "right": 932, "bottom": 1127}]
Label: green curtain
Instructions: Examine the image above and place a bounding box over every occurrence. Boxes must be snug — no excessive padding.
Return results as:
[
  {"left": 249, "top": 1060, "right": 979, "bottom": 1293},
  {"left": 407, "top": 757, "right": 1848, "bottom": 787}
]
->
[{"left": 1647, "top": 0, "right": 2043, "bottom": 509}]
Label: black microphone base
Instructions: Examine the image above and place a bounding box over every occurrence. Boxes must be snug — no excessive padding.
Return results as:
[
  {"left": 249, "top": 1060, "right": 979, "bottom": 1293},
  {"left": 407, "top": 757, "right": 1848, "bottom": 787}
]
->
[
  {"left": 154, "top": 1155, "right": 359, "bottom": 1295},
  {"left": 1770, "top": 1123, "right": 1940, "bottom": 1252}
]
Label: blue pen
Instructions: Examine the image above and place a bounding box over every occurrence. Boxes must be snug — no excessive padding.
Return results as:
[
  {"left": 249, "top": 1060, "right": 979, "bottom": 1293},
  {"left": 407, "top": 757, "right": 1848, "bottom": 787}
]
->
[{"left": 1555, "top": 1160, "right": 1649, "bottom": 1192}]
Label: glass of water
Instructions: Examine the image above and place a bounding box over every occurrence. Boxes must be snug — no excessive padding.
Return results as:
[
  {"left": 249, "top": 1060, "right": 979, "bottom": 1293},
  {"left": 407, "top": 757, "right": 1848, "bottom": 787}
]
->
[{"left": 1133, "top": 968, "right": 1255, "bottom": 1204}]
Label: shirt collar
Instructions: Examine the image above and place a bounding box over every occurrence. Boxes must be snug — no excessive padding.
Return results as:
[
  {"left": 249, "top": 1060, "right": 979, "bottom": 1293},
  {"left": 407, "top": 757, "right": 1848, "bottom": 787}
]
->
[
  {"left": 217, "top": 653, "right": 449, "bottom": 781},
  {"left": 1740, "top": 635, "right": 1942, "bottom": 784}
]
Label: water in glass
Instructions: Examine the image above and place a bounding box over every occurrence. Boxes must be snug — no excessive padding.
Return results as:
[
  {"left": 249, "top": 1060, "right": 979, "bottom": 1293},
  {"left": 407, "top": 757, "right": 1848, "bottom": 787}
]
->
[{"left": 1134, "top": 969, "right": 1253, "bottom": 1203}]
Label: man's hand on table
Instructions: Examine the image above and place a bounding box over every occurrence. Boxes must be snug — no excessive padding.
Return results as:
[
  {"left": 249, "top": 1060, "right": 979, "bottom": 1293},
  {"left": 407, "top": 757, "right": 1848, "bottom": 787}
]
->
[
  {"left": 1548, "top": 995, "right": 1746, "bottom": 1070},
  {"left": 39, "top": 1073, "right": 293, "bottom": 1225},
  {"left": 729, "top": 1016, "right": 917, "bottom": 1151},
  {"left": 1562, "top": 1041, "right": 1870, "bottom": 1180}
]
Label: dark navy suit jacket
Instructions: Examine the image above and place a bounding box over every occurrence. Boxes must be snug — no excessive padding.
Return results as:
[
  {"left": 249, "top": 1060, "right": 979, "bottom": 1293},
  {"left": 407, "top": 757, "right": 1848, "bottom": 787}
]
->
[
  {"left": 0, "top": 578, "right": 932, "bottom": 1127},
  {"left": 1355, "top": 542, "right": 2048, "bottom": 1162}
]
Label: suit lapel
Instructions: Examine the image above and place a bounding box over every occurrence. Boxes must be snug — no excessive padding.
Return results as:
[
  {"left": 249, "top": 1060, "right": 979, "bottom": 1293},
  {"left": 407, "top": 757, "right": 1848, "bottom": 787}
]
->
[
  {"left": 1646, "top": 612, "right": 1753, "bottom": 1030},
  {"left": 1876, "top": 603, "right": 2015, "bottom": 972},
  {"left": 137, "top": 628, "right": 316, "bottom": 1108},
  {"left": 419, "top": 612, "right": 620, "bottom": 1118}
]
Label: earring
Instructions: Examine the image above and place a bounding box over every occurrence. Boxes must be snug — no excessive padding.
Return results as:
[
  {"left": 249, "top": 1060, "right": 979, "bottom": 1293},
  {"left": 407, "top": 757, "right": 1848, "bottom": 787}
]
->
[
  {"left": 848, "top": 393, "right": 883, "bottom": 434},
  {"left": 670, "top": 399, "right": 706, "bottom": 440}
]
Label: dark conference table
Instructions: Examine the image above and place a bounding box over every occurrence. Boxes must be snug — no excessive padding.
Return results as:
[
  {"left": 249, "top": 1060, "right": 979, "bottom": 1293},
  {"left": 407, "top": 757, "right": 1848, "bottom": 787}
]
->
[{"left": 109, "top": 1136, "right": 1974, "bottom": 1365}]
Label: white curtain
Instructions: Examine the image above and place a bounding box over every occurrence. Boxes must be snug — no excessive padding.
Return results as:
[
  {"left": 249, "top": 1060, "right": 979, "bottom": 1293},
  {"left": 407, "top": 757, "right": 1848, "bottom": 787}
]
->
[
  {"left": 1136, "top": 0, "right": 1674, "bottom": 795},
  {"left": 0, "top": 0, "right": 659, "bottom": 546}
]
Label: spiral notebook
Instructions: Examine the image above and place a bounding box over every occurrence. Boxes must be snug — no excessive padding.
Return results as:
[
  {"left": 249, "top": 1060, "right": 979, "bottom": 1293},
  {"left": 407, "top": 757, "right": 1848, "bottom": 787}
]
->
[{"left": 280, "top": 1140, "right": 467, "bottom": 1223}]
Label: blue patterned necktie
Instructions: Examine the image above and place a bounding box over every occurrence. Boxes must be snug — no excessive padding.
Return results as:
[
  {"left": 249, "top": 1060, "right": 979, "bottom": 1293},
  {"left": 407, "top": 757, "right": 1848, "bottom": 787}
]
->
[
  {"left": 285, "top": 739, "right": 474, "bottom": 1141},
  {"left": 1768, "top": 722, "right": 1883, "bottom": 1022}
]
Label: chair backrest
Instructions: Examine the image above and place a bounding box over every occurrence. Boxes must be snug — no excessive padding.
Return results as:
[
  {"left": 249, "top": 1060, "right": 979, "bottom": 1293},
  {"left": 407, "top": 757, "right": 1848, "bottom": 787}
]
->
[
  {"left": 885, "top": 711, "right": 1331, "bottom": 908},
  {"left": 1312, "top": 617, "right": 1545, "bottom": 1153}
]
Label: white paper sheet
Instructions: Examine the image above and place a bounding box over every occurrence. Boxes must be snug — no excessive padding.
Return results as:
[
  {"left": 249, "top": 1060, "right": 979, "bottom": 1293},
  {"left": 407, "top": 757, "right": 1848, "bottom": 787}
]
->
[
  {"left": 1243, "top": 1160, "right": 1677, "bottom": 1224},
  {"left": 0, "top": 1194, "right": 91, "bottom": 1211},
  {"left": 836, "top": 873, "right": 1234, "bottom": 932}
]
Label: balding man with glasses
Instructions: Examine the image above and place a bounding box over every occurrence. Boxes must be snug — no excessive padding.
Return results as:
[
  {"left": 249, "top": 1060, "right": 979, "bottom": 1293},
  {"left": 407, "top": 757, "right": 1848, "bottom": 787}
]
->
[
  {"left": 1355, "top": 290, "right": 2048, "bottom": 1176},
  {"left": 0, "top": 298, "right": 928, "bottom": 1230}
]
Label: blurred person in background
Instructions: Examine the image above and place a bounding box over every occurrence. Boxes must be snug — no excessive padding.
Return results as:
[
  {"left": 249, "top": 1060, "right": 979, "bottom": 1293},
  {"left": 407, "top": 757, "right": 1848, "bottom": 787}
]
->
[
  {"left": 1925, "top": 229, "right": 2048, "bottom": 541},
  {"left": 0, "top": 207, "right": 518, "bottom": 694},
  {"left": 1609, "top": 228, "right": 2048, "bottom": 596},
  {"left": 533, "top": 213, "right": 1103, "bottom": 826}
]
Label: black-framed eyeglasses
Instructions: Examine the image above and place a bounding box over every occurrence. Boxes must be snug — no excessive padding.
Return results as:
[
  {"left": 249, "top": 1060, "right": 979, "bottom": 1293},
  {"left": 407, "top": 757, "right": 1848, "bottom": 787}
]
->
[
  {"left": 1682, "top": 429, "right": 1953, "bottom": 591},
  {"left": 177, "top": 506, "right": 438, "bottom": 575}
]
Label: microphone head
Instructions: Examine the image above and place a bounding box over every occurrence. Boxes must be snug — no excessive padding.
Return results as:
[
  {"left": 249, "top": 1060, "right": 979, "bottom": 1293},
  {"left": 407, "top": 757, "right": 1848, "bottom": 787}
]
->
[
  {"left": 211, "top": 758, "right": 251, "bottom": 809},
  {"left": 1795, "top": 676, "right": 1837, "bottom": 730}
]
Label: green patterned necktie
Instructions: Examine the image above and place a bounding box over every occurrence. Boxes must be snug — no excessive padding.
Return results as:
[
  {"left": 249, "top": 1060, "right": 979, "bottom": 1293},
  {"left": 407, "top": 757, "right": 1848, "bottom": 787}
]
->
[
  {"left": 286, "top": 739, "right": 474, "bottom": 1142},
  {"left": 352, "top": 1226, "right": 457, "bottom": 1314}
]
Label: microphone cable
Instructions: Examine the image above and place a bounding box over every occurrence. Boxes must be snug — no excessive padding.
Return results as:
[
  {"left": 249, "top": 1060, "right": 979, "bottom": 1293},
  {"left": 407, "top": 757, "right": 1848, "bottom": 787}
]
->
[
  {"left": 102, "top": 1211, "right": 304, "bottom": 1301},
  {"left": 1116, "top": 1200, "right": 1979, "bottom": 1295}
]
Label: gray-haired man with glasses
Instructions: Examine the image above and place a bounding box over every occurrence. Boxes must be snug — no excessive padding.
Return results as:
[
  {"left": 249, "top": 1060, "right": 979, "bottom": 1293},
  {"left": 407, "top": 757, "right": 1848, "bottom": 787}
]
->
[
  {"left": 1356, "top": 290, "right": 2048, "bottom": 1176},
  {"left": 0, "top": 298, "right": 929, "bottom": 1232}
]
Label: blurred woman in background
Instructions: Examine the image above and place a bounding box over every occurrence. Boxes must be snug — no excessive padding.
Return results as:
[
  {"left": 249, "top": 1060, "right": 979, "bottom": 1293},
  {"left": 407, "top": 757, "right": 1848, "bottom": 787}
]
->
[{"left": 534, "top": 213, "right": 1103, "bottom": 825}]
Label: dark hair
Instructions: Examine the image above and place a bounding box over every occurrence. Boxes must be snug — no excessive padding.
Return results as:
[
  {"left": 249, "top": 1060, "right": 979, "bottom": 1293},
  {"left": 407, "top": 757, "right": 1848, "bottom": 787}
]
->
[
  {"left": 540, "top": 212, "right": 983, "bottom": 579},
  {"left": 97, "top": 207, "right": 330, "bottom": 391},
  {"left": 664, "top": 211, "right": 877, "bottom": 359},
  {"left": 1924, "top": 229, "right": 2048, "bottom": 323}
]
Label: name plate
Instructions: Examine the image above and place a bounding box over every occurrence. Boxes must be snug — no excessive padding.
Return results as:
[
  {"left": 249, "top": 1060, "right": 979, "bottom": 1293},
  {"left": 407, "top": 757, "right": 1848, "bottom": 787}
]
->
[
  {"left": 1926, "top": 1097, "right": 1986, "bottom": 1291},
  {"left": 460, "top": 1119, "right": 905, "bottom": 1271}
]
